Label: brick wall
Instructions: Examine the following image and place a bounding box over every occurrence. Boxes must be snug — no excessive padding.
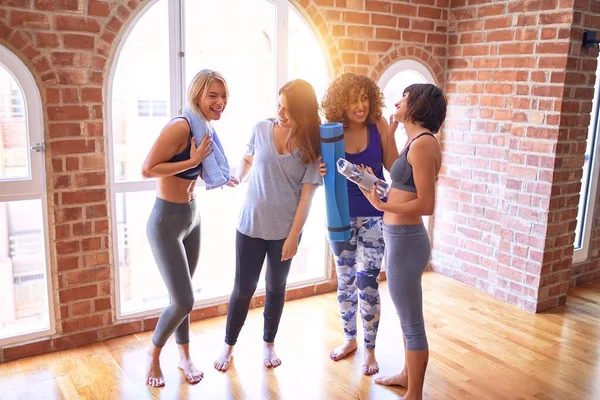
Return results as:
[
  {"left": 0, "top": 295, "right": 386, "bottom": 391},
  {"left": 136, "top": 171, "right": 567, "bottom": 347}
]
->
[
  {"left": 433, "top": 0, "right": 599, "bottom": 312},
  {"left": 0, "top": 0, "right": 447, "bottom": 362}
]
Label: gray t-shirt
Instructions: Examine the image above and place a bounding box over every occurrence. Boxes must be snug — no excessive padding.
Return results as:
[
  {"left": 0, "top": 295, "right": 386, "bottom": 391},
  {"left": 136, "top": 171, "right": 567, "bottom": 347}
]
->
[{"left": 237, "top": 119, "right": 322, "bottom": 240}]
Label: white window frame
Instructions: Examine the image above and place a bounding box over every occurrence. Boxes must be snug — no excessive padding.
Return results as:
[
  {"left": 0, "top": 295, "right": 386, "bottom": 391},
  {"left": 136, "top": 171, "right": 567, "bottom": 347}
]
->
[
  {"left": 0, "top": 44, "right": 54, "bottom": 346},
  {"left": 378, "top": 58, "right": 437, "bottom": 93},
  {"left": 108, "top": 0, "right": 333, "bottom": 320},
  {"left": 573, "top": 58, "right": 600, "bottom": 264}
]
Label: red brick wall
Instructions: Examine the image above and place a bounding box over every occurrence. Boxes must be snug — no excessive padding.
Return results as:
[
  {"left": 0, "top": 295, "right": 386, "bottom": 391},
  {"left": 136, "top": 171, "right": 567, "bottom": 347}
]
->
[
  {"left": 0, "top": 0, "right": 446, "bottom": 362},
  {"left": 432, "top": 0, "right": 599, "bottom": 312}
]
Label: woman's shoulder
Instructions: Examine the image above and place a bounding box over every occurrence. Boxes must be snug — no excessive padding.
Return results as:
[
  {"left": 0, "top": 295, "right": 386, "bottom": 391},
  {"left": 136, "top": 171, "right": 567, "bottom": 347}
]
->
[
  {"left": 373, "top": 116, "right": 388, "bottom": 135},
  {"left": 162, "top": 117, "right": 191, "bottom": 141},
  {"left": 253, "top": 118, "right": 275, "bottom": 132}
]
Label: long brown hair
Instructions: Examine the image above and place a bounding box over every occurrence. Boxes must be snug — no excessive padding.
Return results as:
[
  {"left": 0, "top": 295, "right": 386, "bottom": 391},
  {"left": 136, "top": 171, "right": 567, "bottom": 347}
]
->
[{"left": 279, "top": 79, "right": 321, "bottom": 164}]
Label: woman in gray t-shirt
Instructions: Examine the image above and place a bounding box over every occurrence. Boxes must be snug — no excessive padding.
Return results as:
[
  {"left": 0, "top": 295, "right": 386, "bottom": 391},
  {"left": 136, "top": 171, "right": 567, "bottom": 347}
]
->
[{"left": 214, "top": 79, "right": 323, "bottom": 372}]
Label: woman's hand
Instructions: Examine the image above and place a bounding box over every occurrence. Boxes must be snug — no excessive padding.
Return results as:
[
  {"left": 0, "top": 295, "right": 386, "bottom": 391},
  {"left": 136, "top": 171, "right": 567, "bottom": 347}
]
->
[
  {"left": 226, "top": 176, "right": 240, "bottom": 187},
  {"left": 281, "top": 234, "right": 299, "bottom": 261},
  {"left": 190, "top": 135, "right": 213, "bottom": 165},
  {"left": 319, "top": 156, "right": 327, "bottom": 177},
  {"left": 388, "top": 114, "right": 399, "bottom": 137},
  {"left": 359, "top": 166, "right": 384, "bottom": 211}
]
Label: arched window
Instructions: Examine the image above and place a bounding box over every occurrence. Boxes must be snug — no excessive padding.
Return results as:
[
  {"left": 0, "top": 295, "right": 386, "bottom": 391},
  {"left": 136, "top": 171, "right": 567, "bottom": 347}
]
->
[
  {"left": 378, "top": 59, "right": 437, "bottom": 233},
  {"left": 109, "top": 0, "right": 331, "bottom": 316},
  {"left": 0, "top": 45, "right": 52, "bottom": 344}
]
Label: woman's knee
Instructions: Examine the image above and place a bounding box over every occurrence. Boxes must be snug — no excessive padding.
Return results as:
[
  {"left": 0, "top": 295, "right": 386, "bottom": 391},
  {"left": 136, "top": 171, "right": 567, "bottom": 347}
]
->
[
  {"left": 266, "top": 282, "right": 286, "bottom": 296},
  {"left": 356, "top": 269, "right": 379, "bottom": 292},
  {"left": 173, "top": 293, "right": 195, "bottom": 316},
  {"left": 233, "top": 284, "right": 258, "bottom": 301}
]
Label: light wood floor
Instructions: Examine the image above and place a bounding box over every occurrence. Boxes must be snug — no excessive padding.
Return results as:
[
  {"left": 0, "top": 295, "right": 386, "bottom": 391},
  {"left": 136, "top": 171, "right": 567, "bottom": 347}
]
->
[{"left": 1, "top": 272, "right": 599, "bottom": 400}]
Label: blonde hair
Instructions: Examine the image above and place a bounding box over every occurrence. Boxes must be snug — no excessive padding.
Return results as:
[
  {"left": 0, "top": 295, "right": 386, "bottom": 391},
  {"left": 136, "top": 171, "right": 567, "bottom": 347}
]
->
[{"left": 187, "top": 69, "right": 228, "bottom": 115}]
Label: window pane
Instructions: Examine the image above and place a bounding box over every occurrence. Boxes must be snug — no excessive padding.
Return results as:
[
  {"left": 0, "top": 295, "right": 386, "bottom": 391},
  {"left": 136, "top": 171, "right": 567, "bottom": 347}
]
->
[
  {"left": 574, "top": 86, "right": 599, "bottom": 248},
  {"left": 11, "top": 89, "right": 23, "bottom": 117},
  {"left": 184, "top": 0, "right": 276, "bottom": 162},
  {"left": 0, "top": 66, "right": 29, "bottom": 180},
  {"left": 112, "top": 0, "right": 170, "bottom": 183},
  {"left": 288, "top": 5, "right": 330, "bottom": 103},
  {"left": 116, "top": 191, "right": 172, "bottom": 314},
  {"left": 0, "top": 199, "right": 49, "bottom": 339},
  {"left": 137, "top": 100, "right": 150, "bottom": 117},
  {"left": 152, "top": 100, "right": 167, "bottom": 117}
]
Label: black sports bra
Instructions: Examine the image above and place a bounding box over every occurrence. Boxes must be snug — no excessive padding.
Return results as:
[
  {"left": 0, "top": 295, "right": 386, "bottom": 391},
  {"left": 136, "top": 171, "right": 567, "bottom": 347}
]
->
[
  {"left": 389, "top": 132, "right": 436, "bottom": 193},
  {"left": 166, "top": 116, "right": 203, "bottom": 180}
]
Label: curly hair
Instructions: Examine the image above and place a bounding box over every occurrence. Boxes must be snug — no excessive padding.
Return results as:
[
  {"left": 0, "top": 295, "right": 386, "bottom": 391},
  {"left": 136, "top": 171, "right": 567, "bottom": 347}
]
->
[{"left": 321, "top": 73, "right": 384, "bottom": 125}]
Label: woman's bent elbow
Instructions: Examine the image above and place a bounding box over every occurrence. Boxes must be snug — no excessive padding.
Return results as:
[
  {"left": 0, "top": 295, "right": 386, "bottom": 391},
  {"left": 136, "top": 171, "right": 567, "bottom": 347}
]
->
[
  {"left": 422, "top": 204, "right": 435, "bottom": 216},
  {"left": 141, "top": 166, "right": 152, "bottom": 178}
]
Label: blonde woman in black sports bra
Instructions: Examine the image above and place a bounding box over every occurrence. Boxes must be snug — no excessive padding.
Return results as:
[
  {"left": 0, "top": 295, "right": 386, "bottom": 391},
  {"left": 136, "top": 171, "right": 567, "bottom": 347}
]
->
[{"left": 360, "top": 83, "right": 447, "bottom": 400}]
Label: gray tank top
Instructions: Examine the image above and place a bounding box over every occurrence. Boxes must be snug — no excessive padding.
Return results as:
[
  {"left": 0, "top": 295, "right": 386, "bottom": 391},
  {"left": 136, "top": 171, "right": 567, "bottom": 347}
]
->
[{"left": 390, "top": 132, "right": 436, "bottom": 193}]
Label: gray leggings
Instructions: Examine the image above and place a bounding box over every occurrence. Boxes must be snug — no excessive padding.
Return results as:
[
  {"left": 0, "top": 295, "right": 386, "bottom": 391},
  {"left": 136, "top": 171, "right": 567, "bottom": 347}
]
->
[
  {"left": 146, "top": 197, "right": 200, "bottom": 348},
  {"left": 383, "top": 223, "right": 430, "bottom": 351}
]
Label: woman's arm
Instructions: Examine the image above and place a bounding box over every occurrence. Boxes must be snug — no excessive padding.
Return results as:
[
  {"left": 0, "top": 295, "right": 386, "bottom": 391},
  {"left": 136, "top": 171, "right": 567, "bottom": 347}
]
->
[
  {"left": 234, "top": 154, "right": 254, "bottom": 183},
  {"left": 281, "top": 183, "right": 318, "bottom": 261},
  {"left": 141, "top": 119, "right": 212, "bottom": 178},
  {"left": 377, "top": 116, "right": 400, "bottom": 172},
  {"left": 361, "top": 137, "right": 438, "bottom": 216}
]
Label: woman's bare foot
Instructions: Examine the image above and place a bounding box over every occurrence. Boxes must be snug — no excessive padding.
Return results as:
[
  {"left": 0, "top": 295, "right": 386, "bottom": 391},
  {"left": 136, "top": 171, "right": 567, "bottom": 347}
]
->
[
  {"left": 375, "top": 370, "right": 408, "bottom": 387},
  {"left": 329, "top": 339, "right": 357, "bottom": 361},
  {"left": 263, "top": 342, "right": 281, "bottom": 368},
  {"left": 146, "top": 346, "right": 165, "bottom": 387},
  {"left": 214, "top": 344, "right": 234, "bottom": 372},
  {"left": 178, "top": 358, "right": 203, "bottom": 384},
  {"left": 362, "top": 347, "right": 379, "bottom": 375}
]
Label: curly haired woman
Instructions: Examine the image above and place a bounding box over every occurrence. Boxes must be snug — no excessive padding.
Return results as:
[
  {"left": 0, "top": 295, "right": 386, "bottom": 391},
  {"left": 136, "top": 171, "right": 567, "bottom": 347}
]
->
[{"left": 319, "top": 73, "right": 398, "bottom": 375}]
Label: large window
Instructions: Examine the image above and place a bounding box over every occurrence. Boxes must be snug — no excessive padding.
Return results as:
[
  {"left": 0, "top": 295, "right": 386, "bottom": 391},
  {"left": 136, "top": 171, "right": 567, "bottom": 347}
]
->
[
  {"left": 573, "top": 55, "right": 600, "bottom": 263},
  {"left": 378, "top": 59, "right": 437, "bottom": 232},
  {"left": 110, "top": 0, "right": 331, "bottom": 317},
  {"left": 0, "top": 45, "right": 51, "bottom": 345}
]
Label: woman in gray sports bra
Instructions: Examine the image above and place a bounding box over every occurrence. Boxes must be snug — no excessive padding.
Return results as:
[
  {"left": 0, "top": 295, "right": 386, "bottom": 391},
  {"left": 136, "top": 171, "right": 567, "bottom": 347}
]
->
[{"left": 360, "top": 83, "right": 447, "bottom": 400}]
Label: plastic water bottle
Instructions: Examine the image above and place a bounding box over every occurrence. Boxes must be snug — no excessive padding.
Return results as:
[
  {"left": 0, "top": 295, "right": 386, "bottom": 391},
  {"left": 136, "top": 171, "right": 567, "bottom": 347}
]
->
[{"left": 336, "top": 158, "right": 390, "bottom": 198}]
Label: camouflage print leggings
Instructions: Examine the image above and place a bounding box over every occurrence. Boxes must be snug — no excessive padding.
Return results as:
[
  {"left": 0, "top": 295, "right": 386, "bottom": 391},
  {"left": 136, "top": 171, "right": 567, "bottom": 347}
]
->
[{"left": 330, "top": 216, "right": 384, "bottom": 349}]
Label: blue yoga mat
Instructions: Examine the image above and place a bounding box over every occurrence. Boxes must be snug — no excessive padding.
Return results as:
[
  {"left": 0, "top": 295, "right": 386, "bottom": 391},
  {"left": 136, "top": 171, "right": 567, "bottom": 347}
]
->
[{"left": 320, "top": 122, "right": 351, "bottom": 242}]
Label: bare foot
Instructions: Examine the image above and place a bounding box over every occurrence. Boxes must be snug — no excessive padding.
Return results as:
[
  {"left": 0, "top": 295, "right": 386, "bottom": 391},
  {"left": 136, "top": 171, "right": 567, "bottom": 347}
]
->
[
  {"left": 146, "top": 350, "right": 165, "bottom": 387},
  {"left": 178, "top": 358, "right": 203, "bottom": 384},
  {"left": 362, "top": 348, "right": 379, "bottom": 375},
  {"left": 214, "top": 344, "right": 234, "bottom": 372},
  {"left": 263, "top": 342, "right": 281, "bottom": 368},
  {"left": 329, "top": 339, "right": 357, "bottom": 361},
  {"left": 375, "top": 371, "right": 408, "bottom": 387}
]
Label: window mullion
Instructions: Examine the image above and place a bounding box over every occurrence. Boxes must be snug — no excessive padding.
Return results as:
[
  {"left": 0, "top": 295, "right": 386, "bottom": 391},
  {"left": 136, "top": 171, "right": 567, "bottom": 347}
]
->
[
  {"left": 275, "top": 0, "right": 288, "bottom": 97},
  {"left": 169, "top": 0, "right": 185, "bottom": 116}
]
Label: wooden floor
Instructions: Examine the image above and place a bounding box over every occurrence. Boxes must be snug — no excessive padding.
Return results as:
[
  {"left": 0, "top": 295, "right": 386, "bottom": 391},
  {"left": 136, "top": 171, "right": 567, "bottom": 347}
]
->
[{"left": 1, "top": 272, "right": 599, "bottom": 400}]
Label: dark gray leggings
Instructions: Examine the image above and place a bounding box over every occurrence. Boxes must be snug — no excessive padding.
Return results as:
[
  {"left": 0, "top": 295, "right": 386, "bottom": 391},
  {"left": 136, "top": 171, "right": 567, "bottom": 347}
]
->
[
  {"left": 383, "top": 223, "right": 430, "bottom": 351},
  {"left": 146, "top": 197, "right": 200, "bottom": 348},
  {"left": 224, "top": 231, "right": 298, "bottom": 345}
]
